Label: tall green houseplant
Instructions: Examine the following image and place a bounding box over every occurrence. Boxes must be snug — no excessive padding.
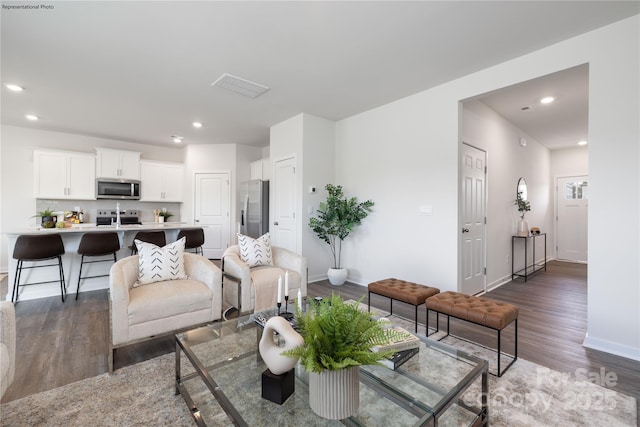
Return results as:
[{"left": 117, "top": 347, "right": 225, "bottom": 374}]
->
[{"left": 309, "top": 184, "right": 374, "bottom": 269}]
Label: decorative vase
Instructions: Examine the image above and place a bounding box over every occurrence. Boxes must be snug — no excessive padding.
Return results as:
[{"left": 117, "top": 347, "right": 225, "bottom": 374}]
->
[
  {"left": 158, "top": 216, "right": 164, "bottom": 223},
  {"left": 309, "top": 367, "right": 359, "bottom": 419},
  {"left": 517, "top": 218, "right": 529, "bottom": 236},
  {"left": 41, "top": 216, "right": 55, "bottom": 228},
  {"left": 327, "top": 268, "right": 347, "bottom": 286}
]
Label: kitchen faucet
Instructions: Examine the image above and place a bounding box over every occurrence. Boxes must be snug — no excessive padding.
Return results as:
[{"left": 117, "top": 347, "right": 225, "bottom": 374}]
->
[{"left": 115, "top": 203, "right": 121, "bottom": 228}]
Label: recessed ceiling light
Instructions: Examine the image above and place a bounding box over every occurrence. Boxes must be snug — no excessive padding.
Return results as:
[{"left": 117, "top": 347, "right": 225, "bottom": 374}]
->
[
  {"left": 192, "top": 122, "right": 202, "bottom": 128},
  {"left": 577, "top": 140, "right": 588, "bottom": 146},
  {"left": 540, "top": 96, "right": 555, "bottom": 104},
  {"left": 6, "top": 83, "right": 24, "bottom": 92},
  {"left": 25, "top": 114, "right": 39, "bottom": 121},
  {"left": 172, "top": 135, "right": 183, "bottom": 143}
]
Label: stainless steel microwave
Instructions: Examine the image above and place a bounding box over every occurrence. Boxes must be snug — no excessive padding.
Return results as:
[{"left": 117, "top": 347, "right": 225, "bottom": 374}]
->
[{"left": 96, "top": 178, "right": 141, "bottom": 200}]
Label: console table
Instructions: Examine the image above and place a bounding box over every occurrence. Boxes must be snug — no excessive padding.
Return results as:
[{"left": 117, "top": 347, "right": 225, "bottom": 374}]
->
[{"left": 511, "top": 233, "right": 547, "bottom": 282}]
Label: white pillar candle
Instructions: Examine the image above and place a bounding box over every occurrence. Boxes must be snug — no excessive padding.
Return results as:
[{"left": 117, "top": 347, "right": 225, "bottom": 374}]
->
[
  {"left": 277, "top": 276, "right": 282, "bottom": 303},
  {"left": 297, "top": 289, "right": 303, "bottom": 311},
  {"left": 285, "top": 271, "right": 289, "bottom": 297}
]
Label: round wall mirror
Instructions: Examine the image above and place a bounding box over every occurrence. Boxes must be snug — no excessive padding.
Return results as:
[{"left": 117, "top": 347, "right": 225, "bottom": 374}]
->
[{"left": 517, "top": 177, "right": 528, "bottom": 200}]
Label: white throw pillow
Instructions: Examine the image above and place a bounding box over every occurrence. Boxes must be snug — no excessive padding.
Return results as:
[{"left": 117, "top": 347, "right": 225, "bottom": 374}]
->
[
  {"left": 237, "top": 232, "right": 273, "bottom": 267},
  {"left": 135, "top": 236, "right": 187, "bottom": 286}
]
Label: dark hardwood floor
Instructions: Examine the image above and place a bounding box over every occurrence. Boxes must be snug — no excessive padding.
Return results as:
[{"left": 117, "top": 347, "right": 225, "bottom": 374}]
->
[{"left": 1, "top": 261, "right": 638, "bottom": 423}]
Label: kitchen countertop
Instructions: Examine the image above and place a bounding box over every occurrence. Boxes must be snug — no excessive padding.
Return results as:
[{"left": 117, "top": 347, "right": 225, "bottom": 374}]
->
[{"left": 5, "top": 222, "right": 201, "bottom": 236}]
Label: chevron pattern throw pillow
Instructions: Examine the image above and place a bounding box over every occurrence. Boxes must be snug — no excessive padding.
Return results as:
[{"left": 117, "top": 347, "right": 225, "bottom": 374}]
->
[
  {"left": 238, "top": 232, "right": 273, "bottom": 267},
  {"left": 135, "top": 236, "right": 187, "bottom": 286}
]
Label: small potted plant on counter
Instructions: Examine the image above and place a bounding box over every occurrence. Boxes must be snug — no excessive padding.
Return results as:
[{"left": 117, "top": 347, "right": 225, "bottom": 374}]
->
[
  {"left": 33, "top": 208, "right": 56, "bottom": 228},
  {"left": 158, "top": 210, "right": 173, "bottom": 223}
]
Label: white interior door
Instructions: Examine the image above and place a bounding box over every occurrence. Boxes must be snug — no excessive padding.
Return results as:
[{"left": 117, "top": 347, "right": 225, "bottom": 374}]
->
[
  {"left": 557, "top": 176, "right": 588, "bottom": 262},
  {"left": 194, "top": 172, "right": 230, "bottom": 259},
  {"left": 272, "top": 157, "right": 297, "bottom": 252},
  {"left": 460, "top": 143, "right": 486, "bottom": 295}
]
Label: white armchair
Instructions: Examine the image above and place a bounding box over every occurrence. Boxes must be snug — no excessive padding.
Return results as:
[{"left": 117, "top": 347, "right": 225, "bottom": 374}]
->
[
  {"left": 1, "top": 301, "right": 16, "bottom": 399},
  {"left": 222, "top": 245, "right": 307, "bottom": 314},
  {"left": 109, "top": 252, "right": 222, "bottom": 372}
]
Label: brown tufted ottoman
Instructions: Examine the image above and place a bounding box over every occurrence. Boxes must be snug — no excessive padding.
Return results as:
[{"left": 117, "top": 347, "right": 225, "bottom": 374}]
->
[
  {"left": 368, "top": 278, "right": 440, "bottom": 332},
  {"left": 426, "top": 291, "right": 518, "bottom": 376}
]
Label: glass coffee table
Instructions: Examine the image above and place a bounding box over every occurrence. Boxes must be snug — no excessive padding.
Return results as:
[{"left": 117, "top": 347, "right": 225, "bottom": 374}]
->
[{"left": 175, "top": 307, "right": 488, "bottom": 426}]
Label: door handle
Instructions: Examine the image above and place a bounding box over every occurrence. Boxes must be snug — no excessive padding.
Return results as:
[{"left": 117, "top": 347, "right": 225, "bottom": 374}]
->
[
  {"left": 274, "top": 221, "right": 279, "bottom": 226},
  {"left": 462, "top": 228, "right": 470, "bottom": 233}
]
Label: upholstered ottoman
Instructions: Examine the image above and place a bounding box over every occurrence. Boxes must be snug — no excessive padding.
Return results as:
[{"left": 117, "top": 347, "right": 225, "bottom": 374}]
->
[
  {"left": 426, "top": 291, "right": 518, "bottom": 376},
  {"left": 368, "top": 278, "right": 440, "bottom": 332}
]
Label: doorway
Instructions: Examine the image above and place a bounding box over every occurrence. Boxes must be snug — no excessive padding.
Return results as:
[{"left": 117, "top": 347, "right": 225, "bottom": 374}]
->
[
  {"left": 460, "top": 143, "right": 487, "bottom": 295},
  {"left": 556, "top": 176, "right": 588, "bottom": 262},
  {"left": 194, "top": 172, "right": 230, "bottom": 259},
  {"left": 272, "top": 156, "right": 297, "bottom": 252}
]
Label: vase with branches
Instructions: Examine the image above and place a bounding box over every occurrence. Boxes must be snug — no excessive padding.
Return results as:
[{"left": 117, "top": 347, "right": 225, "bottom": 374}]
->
[
  {"left": 514, "top": 192, "right": 531, "bottom": 219},
  {"left": 515, "top": 192, "right": 531, "bottom": 236}
]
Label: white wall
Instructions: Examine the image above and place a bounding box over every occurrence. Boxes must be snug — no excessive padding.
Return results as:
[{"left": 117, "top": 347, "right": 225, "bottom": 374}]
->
[
  {"left": 0, "top": 125, "right": 184, "bottom": 272},
  {"left": 462, "top": 100, "right": 552, "bottom": 289},
  {"left": 332, "top": 16, "right": 639, "bottom": 360},
  {"left": 301, "top": 114, "right": 335, "bottom": 281},
  {"left": 550, "top": 146, "right": 588, "bottom": 178},
  {"left": 269, "top": 112, "right": 336, "bottom": 273}
]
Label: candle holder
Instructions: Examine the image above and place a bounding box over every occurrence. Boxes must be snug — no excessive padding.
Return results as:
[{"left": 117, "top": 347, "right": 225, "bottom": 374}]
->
[
  {"left": 280, "top": 295, "right": 294, "bottom": 320},
  {"left": 277, "top": 301, "right": 282, "bottom": 315}
]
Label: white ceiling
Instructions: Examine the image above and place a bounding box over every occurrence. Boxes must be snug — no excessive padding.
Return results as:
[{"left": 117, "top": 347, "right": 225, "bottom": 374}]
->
[
  {"left": 1, "top": 1, "right": 638, "bottom": 149},
  {"left": 477, "top": 64, "right": 589, "bottom": 151}
]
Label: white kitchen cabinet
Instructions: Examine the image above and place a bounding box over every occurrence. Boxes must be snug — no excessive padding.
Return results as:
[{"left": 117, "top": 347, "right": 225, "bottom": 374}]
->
[
  {"left": 96, "top": 148, "right": 141, "bottom": 180},
  {"left": 140, "top": 161, "right": 184, "bottom": 202},
  {"left": 250, "top": 158, "right": 271, "bottom": 181},
  {"left": 34, "top": 149, "right": 96, "bottom": 200}
]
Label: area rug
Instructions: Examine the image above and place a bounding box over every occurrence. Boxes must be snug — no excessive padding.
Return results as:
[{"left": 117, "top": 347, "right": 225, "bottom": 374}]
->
[{"left": 0, "top": 308, "right": 636, "bottom": 426}]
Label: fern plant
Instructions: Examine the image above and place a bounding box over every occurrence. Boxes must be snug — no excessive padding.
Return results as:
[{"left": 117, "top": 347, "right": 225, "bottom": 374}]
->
[{"left": 283, "top": 294, "right": 393, "bottom": 373}]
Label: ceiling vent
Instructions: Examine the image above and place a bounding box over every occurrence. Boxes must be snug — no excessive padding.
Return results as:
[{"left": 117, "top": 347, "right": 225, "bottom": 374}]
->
[{"left": 211, "top": 73, "right": 269, "bottom": 98}]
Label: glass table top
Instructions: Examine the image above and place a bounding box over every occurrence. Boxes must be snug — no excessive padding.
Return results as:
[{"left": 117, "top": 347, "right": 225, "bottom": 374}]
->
[{"left": 176, "top": 308, "right": 488, "bottom": 427}]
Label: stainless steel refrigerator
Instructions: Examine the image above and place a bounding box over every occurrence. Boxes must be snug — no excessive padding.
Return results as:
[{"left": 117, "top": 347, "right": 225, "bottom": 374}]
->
[{"left": 240, "top": 180, "right": 269, "bottom": 238}]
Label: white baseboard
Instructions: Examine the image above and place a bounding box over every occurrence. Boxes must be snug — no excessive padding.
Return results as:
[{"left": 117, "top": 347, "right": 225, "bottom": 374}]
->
[
  {"left": 485, "top": 274, "right": 513, "bottom": 293},
  {"left": 583, "top": 333, "right": 640, "bottom": 362},
  {"left": 308, "top": 274, "right": 328, "bottom": 284}
]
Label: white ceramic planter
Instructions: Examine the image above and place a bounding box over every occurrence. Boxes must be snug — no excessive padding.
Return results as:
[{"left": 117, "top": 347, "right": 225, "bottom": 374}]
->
[
  {"left": 309, "top": 367, "right": 359, "bottom": 419},
  {"left": 327, "top": 268, "right": 348, "bottom": 286}
]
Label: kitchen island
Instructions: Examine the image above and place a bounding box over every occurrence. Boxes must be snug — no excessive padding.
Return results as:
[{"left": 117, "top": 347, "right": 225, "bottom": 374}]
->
[{"left": 6, "top": 223, "right": 200, "bottom": 302}]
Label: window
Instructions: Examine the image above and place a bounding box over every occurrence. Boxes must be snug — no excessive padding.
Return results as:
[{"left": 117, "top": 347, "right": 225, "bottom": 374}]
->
[{"left": 565, "top": 181, "right": 588, "bottom": 200}]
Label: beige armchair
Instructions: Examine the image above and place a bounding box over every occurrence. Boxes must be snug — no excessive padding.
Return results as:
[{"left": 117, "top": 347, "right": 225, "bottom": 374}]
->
[
  {"left": 1, "top": 301, "right": 16, "bottom": 399},
  {"left": 109, "top": 253, "right": 222, "bottom": 372},
  {"left": 222, "top": 245, "right": 307, "bottom": 314}
]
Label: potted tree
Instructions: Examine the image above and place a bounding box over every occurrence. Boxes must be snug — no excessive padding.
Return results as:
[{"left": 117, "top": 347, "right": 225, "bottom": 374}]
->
[
  {"left": 283, "top": 294, "right": 393, "bottom": 419},
  {"left": 309, "top": 184, "right": 374, "bottom": 285}
]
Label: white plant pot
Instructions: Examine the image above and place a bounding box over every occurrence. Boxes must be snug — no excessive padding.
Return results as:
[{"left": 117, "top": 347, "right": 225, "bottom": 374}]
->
[
  {"left": 327, "top": 268, "right": 348, "bottom": 286},
  {"left": 309, "top": 367, "right": 359, "bottom": 420}
]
